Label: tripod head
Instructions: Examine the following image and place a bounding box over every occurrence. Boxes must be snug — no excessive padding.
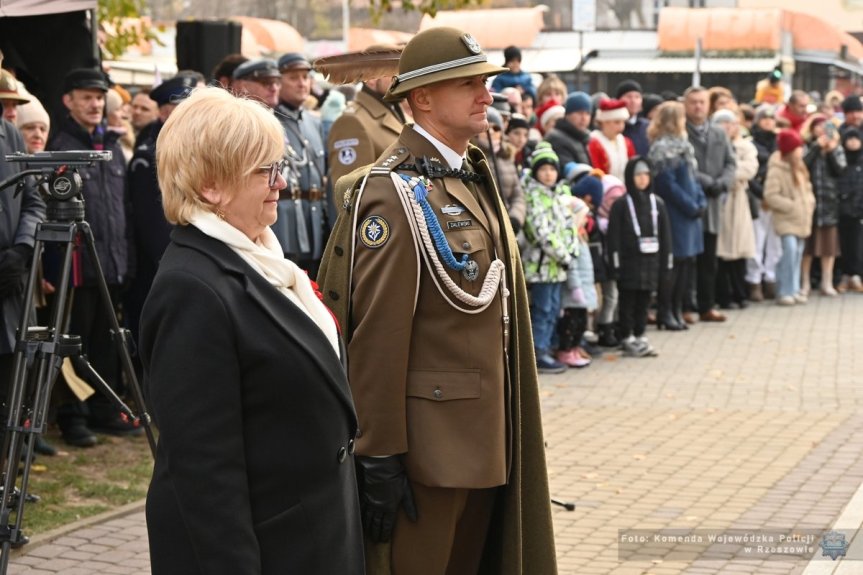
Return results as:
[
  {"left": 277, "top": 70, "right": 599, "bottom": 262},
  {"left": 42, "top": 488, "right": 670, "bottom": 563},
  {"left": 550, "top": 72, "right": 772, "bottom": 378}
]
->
[{"left": 0, "top": 151, "right": 113, "bottom": 222}]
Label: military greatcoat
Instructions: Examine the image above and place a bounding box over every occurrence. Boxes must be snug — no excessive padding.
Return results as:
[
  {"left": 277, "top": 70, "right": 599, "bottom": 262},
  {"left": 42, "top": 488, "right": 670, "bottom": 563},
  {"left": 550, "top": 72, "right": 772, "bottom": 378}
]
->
[
  {"left": 327, "top": 85, "right": 404, "bottom": 193},
  {"left": 318, "top": 124, "right": 557, "bottom": 575}
]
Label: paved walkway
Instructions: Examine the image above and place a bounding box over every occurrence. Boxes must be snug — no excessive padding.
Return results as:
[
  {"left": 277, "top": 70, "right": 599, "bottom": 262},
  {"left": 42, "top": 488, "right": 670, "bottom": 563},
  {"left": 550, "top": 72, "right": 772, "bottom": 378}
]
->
[{"left": 7, "top": 294, "right": 863, "bottom": 574}]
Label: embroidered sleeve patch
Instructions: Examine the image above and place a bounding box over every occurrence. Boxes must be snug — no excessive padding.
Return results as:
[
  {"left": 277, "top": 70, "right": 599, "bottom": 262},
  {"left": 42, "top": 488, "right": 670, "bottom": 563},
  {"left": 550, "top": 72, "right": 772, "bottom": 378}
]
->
[
  {"left": 338, "top": 147, "right": 357, "bottom": 165},
  {"left": 359, "top": 215, "right": 390, "bottom": 249}
]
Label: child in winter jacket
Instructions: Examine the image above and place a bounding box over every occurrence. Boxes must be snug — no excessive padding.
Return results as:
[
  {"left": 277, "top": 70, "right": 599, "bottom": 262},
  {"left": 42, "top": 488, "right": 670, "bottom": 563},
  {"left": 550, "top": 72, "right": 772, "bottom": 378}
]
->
[
  {"left": 523, "top": 142, "right": 576, "bottom": 373},
  {"left": 606, "top": 157, "right": 672, "bottom": 357},
  {"left": 556, "top": 195, "right": 598, "bottom": 368}
]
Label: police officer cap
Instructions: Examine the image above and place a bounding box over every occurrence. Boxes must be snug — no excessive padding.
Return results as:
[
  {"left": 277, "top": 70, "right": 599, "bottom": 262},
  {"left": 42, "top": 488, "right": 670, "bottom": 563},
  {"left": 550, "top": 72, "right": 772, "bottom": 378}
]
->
[
  {"left": 63, "top": 68, "right": 110, "bottom": 93},
  {"left": 0, "top": 70, "right": 29, "bottom": 104},
  {"left": 150, "top": 75, "right": 198, "bottom": 107},
  {"left": 232, "top": 59, "right": 280, "bottom": 81},
  {"left": 278, "top": 52, "right": 312, "bottom": 72},
  {"left": 384, "top": 27, "right": 508, "bottom": 103}
]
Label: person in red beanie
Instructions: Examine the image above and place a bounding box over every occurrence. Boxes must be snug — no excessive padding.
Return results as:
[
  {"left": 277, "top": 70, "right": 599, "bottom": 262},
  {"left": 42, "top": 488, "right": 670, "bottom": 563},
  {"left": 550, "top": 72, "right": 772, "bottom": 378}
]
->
[{"left": 764, "top": 128, "right": 816, "bottom": 305}]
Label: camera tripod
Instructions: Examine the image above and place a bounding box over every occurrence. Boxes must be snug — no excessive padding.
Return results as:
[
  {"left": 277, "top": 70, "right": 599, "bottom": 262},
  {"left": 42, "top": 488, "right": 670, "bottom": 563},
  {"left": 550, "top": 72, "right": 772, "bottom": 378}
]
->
[{"left": 0, "top": 152, "right": 155, "bottom": 574}]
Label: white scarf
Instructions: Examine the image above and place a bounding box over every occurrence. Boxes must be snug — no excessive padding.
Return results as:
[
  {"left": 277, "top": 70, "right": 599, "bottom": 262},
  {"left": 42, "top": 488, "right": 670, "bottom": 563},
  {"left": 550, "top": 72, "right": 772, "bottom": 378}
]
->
[
  {"left": 591, "top": 130, "right": 629, "bottom": 180},
  {"left": 189, "top": 210, "right": 340, "bottom": 358}
]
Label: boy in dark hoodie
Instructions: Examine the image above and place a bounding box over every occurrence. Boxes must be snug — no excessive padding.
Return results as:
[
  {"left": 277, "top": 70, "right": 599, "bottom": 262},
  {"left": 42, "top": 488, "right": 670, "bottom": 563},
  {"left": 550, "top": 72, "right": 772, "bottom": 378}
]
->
[{"left": 606, "top": 157, "right": 672, "bottom": 357}]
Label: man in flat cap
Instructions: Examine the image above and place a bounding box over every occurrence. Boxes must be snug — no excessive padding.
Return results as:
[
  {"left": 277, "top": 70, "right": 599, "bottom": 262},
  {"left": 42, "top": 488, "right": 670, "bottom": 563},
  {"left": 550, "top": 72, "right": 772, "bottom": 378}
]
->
[
  {"left": 125, "top": 73, "right": 202, "bottom": 357},
  {"left": 232, "top": 58, "right": 281, "bottom": 109},
  {"left": 274, "top": 52, "right": 327, "bottom": 276},
  {"left": 47, "top": 68, "right": 139, "bottom": 446},
  {"left": 318, "top": 26, "right": 557, "bottom": 575}
]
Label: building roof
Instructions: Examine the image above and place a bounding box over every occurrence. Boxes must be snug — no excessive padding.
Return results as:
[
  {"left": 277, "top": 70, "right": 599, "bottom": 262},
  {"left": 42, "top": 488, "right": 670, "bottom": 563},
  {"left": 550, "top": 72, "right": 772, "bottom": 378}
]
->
[{"left": 418, "top": 6, "right": 547, "bottom": 51}]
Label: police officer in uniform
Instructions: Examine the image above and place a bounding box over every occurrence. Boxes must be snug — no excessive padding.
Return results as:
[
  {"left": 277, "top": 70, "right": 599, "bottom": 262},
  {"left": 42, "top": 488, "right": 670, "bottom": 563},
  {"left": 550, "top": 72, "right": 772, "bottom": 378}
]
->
[
  {"left": 317, "top": 27, "right": 557, "bottom": 575},
  {"left": 274, "top": 53, "right": 328, "bottom": 276},
  {"left": 126, "top": 74, "right": 199, "bottom": 355},
  {"left": 326, "top": 46, "right": 405, "bottom": 193}
]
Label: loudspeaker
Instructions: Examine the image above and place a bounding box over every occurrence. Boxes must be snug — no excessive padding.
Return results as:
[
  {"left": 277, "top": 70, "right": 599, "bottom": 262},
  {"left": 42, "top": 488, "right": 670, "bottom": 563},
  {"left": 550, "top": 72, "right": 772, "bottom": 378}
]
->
[{"left": 176, "top": 20, "right": 243, "bottom": 81}]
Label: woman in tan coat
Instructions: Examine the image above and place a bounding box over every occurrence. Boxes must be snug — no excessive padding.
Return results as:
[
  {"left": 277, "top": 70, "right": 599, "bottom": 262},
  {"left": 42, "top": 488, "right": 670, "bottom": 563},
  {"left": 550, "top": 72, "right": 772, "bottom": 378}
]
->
[
  {"left": 713, "top": 109, "right": 758, "bottom": 308},
  {"left": 764, "top": 129, "right": 816, "bottom": 305}
]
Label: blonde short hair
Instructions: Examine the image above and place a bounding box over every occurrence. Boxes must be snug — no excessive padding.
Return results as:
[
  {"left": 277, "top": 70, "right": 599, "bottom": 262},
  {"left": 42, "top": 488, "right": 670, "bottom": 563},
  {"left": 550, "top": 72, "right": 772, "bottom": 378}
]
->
[
  {"left": 156, "top": 86, "right": 285, "bottom": 225},
  {"left": 648, "top": 101, "right": 686, "bottom": 142}
]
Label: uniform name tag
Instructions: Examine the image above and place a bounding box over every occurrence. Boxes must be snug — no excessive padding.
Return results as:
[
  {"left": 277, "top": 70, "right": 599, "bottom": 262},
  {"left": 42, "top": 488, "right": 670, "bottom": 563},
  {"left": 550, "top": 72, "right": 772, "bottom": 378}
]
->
[
  {"left": 333, "top": 138, "right": 359, "bottom": 149},
  {"left": 447, "top": 219, "right": 473, "bottom": 230}
]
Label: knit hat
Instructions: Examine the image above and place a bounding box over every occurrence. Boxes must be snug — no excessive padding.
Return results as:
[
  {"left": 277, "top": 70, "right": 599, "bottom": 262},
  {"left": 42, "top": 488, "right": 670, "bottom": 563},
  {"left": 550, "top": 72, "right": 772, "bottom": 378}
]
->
[
  {"left": 506, "top": 113, "right": 530, "bottom": 133},
  {"left": 564, "top": 162, "right": 592, "bottom": 182},
  {"left": 614, "top": 79, "right": 642, "bottom": 99},
  {"left": 529, "top": 141, "right": 559, "bottom": 176},
  {"left": 15, "top": 96, "right": 49, "bottom": 130},
  {"left": 486, "top": 106, "right": 504, "bottom": 131},
  {"left": 106, "top": 88, "right": 124, "bottom": 116},
  {"left": 711, "top": 108, "right": 737, "bottom": 126},
  {"left": 539, "top": 104, "right": 565, "bottom": 131},
  {"left": 503, "top": 45, "right": 522, "bottom": 64},
  {"left": 320, "top": 89, "right": 346, "bottom": 123},
  {"left": 632, "top": 159, "right": 651, "bottom": 175},
  {"left": 842, "top": 95, "right": 863, "bottom": 113},
  {"left": 571, "top": 173, "right": 603, "bottom": 208},
  {"left": 754, "top": 104, "right": 776, "bottom": 124},
  {"left": 595, "top": 98, "right": 629, "bottom": 122},
  {"left": 777, "top": 128, "right": 803, "bottom": 155},
  {"left": 564, "top": 91, "right": 592, "bottom": 115},
  {"left": 642, "top": 93, "right": 663, "bottom": 118}
]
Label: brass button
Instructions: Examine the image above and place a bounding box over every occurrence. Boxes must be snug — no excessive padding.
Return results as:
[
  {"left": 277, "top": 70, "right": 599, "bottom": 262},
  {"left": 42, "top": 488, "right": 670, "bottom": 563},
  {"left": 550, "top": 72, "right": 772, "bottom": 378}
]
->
[
  {"left": 433, "top": 388, "right": 443, "bottom": 399},
  {"left": 462, "top": 242, "right": 471, "bottom": 250}
]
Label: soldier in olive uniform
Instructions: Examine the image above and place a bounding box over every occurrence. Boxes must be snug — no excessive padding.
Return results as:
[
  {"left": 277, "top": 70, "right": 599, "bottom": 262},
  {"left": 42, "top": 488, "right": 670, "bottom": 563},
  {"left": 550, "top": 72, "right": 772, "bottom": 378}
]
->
[
  {"left": 318, "top": 27, "right": 557, "bottom": 575},
  {"left": 326, "top": 53, "right": 405, "bottom": 192}
]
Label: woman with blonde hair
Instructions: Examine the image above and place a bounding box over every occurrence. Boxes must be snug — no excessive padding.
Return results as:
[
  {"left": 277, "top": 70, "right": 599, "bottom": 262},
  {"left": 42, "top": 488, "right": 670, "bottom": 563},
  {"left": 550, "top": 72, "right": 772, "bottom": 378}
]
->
[
  {"left": 647, "top": 101, "right": 707, "bottom": 329},
  {"left": 141, "top": 86, "right": 363, "bottom": 575},
  {"left": 764, "top": 129, "right": 816, "bottom": 304}
]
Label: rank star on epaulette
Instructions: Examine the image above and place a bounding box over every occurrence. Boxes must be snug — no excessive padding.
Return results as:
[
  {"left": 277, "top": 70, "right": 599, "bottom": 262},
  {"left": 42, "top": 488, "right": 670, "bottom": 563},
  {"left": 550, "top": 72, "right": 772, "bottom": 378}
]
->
[{"left": 381, "top": 154, "right": 399, "bottom": 168}]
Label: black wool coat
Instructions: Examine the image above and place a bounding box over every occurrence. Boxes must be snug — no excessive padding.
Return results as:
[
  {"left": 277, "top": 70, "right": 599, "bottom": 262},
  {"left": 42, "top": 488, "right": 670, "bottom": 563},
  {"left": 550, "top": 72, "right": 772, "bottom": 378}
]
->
[{"left": 140, "top": 224, "right": 364, "bottom": 575}]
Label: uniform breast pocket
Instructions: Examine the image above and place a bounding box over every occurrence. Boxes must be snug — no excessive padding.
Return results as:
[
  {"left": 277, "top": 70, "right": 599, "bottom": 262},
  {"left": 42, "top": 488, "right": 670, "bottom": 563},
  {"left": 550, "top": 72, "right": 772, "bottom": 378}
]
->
[
  {"left": 406, "top": 369, "right": 481, "bottom": 402},
  {"left": 443, "top": 228, "right": 492, "bottom": 290}
]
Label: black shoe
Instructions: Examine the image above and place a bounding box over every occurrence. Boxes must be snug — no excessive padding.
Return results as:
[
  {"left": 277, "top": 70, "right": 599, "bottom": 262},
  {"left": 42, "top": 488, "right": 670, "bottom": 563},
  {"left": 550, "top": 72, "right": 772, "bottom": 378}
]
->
[
  {"left": 579, "top": 339, "right": 603, "bottom": 358},
  {"left": 60, "top": 422, "right": 97, "bottom": 448},
  {"left": 89, "top": 414, "right": 144, "bottom": 437},
  {"left": 596, "top": 324, "right": 619, "bottom": 347},
  {"left": 656, "top": 311, "right": 685, "bottom": 331},
  {"left": 30, "top": 435, "right": 57, "bottom": 456}
]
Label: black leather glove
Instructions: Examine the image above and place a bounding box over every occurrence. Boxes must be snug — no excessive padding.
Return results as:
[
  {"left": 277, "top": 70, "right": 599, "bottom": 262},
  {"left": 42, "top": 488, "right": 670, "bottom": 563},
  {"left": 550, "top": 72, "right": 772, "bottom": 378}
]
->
[
  {"left": 357, "top": 455, "right": 418, "bottom": 543},
  {"left": 509, "top": 216, "right": 522, "bottom": 235},
  {"left": 0, "top": 245, "right": 32, "bottom": 299}
]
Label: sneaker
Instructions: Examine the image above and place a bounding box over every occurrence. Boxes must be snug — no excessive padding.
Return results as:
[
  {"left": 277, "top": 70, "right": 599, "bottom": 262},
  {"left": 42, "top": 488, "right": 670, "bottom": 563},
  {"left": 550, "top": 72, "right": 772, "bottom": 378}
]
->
[
  {"left": 583, "top": 330, "right": 598, "bottom": 344},
  {"left": 579, "top": 339, "right": 603, "bottom": 358},
  {"left": 820, "top": 285, "right": 839, "bottom": 297},
  {"left": 556, "top": 349, "right": 591, "bottom": 368},
  {"left": 89, "top": 413, "right": 144, "bottom": 437},
  {"left": 777, "top": 295, "right": 796, "bottom": 306},
  {"left": 536, "top": 352, "right": 567, "bottom": 374},
  {"left": 621, "top": 336, "right": 649, "bottom": 358},
  {"left": 852, "top": 275, "right": 863, "bottom": 293},
  {"left": 636, "top": 336, "right": 659, "bottom": 357},
  {"left": 794, "top": 292, "right": 808, "bottom": 304}
]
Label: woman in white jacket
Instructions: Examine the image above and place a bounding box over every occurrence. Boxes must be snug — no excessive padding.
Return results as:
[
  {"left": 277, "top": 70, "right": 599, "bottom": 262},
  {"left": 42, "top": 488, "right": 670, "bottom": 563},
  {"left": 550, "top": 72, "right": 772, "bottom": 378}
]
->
[{"left": 712, "top": 109, "right": 758, "bottom": 308}]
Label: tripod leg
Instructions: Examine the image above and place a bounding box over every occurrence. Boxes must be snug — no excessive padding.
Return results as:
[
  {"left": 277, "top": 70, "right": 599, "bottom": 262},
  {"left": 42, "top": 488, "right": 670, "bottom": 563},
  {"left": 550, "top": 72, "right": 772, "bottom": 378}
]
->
[
  {"left": 77, "top": 222, "right": 156, "bottom": 455},
  {"left": 0, "top": 235, "right": 78, "bottom": 571}
]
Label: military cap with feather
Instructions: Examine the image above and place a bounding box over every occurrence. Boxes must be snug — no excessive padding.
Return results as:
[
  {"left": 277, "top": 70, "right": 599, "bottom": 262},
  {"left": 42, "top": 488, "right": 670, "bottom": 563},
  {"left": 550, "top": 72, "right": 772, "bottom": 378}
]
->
[{"left": 383, "top": 27, "right": 507, "bottom": 103}]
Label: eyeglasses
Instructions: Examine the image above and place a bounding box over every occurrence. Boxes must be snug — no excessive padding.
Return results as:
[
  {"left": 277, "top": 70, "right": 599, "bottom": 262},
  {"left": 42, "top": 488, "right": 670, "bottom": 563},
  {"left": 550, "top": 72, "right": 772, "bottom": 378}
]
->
[{"left": 259, "top": 159, "right": 288, "bottom": 188}]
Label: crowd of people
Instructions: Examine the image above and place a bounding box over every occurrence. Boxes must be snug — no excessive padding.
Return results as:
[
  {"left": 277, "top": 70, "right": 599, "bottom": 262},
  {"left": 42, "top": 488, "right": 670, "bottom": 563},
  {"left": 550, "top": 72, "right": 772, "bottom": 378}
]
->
[{"left": 487, "top": 50, "right": 863, "bottom": 373}]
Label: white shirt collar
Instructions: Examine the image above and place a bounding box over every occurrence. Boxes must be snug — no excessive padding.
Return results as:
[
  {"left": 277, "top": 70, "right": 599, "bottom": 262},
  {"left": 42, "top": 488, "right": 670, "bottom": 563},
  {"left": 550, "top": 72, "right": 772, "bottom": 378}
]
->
[{"left": 413, "top": 123, "right": 465, "bottom": 170}]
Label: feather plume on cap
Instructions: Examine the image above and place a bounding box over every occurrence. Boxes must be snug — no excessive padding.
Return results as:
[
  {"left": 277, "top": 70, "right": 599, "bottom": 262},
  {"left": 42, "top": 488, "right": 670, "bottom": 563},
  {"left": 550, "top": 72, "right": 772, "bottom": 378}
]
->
[{"left": 313, "top": 45, "right": 403, "bottom": 86}]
